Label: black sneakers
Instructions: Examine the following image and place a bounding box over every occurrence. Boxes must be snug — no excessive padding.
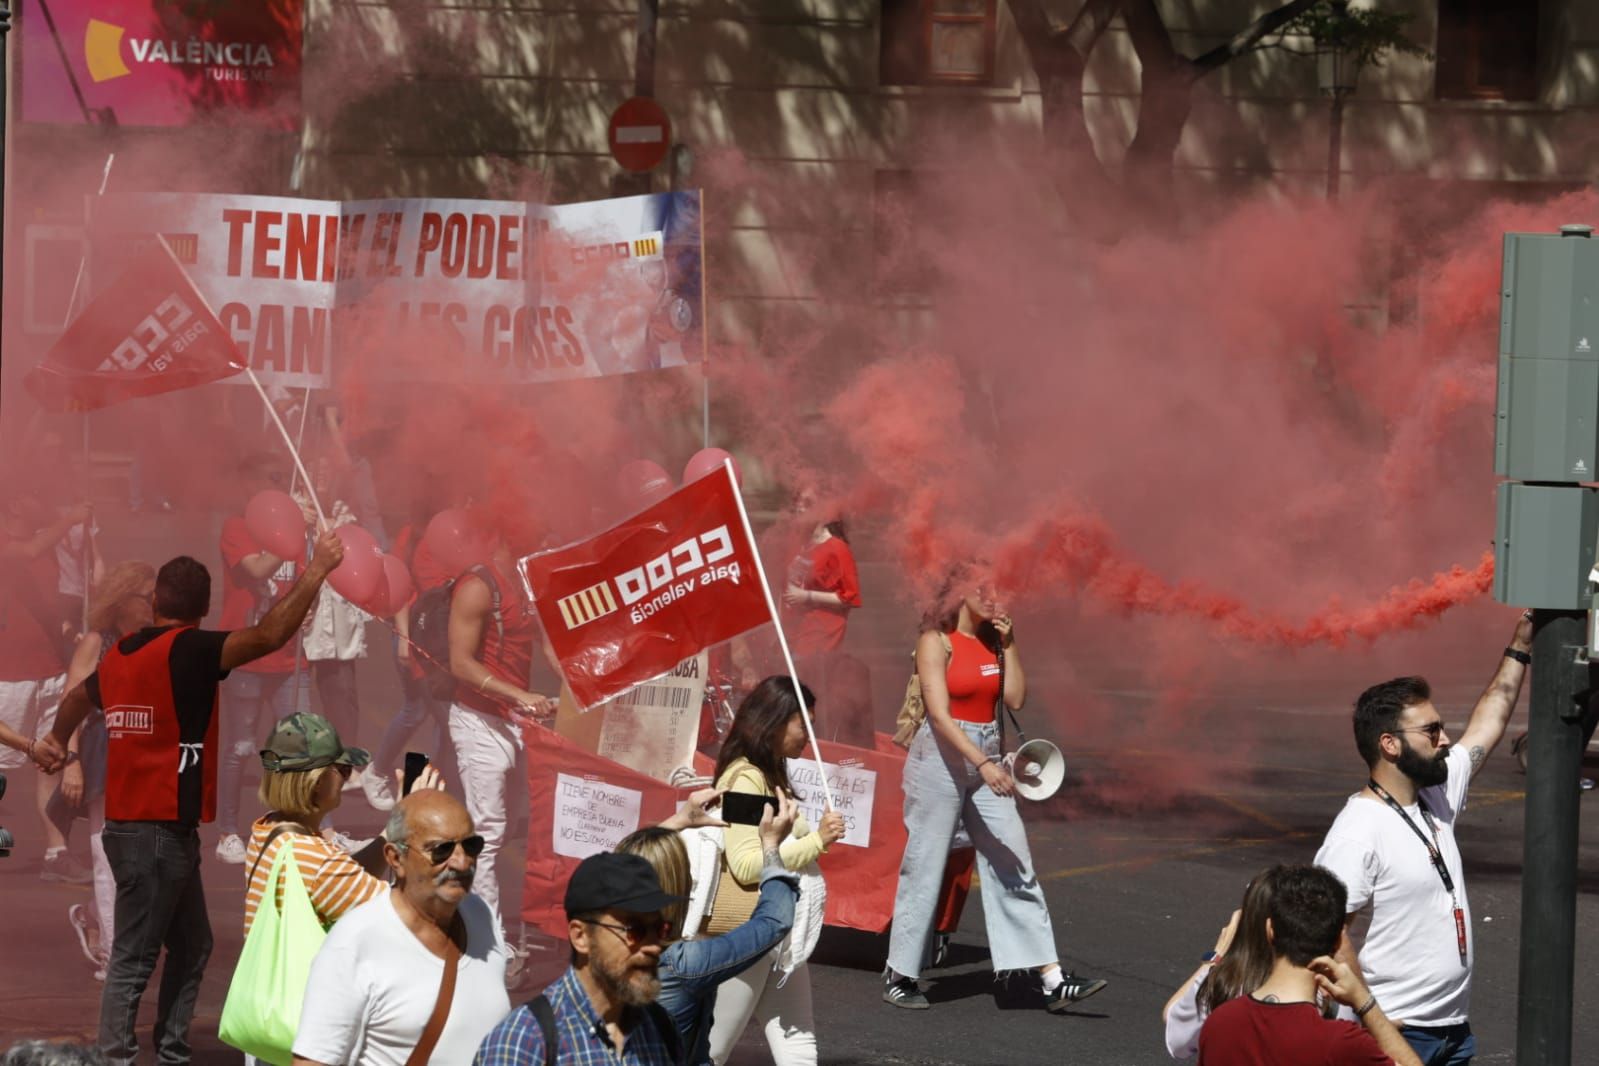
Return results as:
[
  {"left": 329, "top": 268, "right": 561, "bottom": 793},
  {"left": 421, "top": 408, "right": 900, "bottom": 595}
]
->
[
  {"left": 1044, "top": 971, "right": 1108, "bottom": 1013},
  {"left": 883, "top": 970, "right": 930, "bottom": 1010}
]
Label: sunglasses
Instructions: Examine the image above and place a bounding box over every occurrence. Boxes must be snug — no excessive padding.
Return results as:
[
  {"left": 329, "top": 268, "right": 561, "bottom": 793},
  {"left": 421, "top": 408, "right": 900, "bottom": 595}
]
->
[
  {"left": 585, "top": 918, "right": 671, "bottom": 948},
  {"left": 1390, "top": 722, "right": 1446, "bottom": 743},
  {"left": 403, "top": 834, "right": 486, "bottom": 865}
]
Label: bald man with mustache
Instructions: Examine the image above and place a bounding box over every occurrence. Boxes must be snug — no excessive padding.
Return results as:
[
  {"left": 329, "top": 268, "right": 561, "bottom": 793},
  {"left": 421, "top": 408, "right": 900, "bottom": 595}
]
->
[{"left": 293, "top": 790, "right": 513, "bottom": 1065}]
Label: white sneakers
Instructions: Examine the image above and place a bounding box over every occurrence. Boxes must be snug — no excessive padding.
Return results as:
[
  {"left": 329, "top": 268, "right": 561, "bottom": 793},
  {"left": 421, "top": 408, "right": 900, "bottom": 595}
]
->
[
  {"left": 215, "top": 834, "right": 246, "bottom": 865},
  {"left": 360, "top": 768, "right": 396, "bottom": 811}
]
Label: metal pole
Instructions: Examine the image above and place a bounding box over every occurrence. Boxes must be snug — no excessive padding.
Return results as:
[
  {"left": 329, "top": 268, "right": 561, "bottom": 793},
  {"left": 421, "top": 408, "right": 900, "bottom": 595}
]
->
[
  {"left": 1326, "top": 93, "right": 1346, "bottom": 201},
  {"left": 1516, "top": 608, "right": 1585, "bottom": 1066},
  {"left": 1, "top": 1, "right": 12, "bottom": 380},
  {"left": 612, "top": 0, "right": 660, "bottom": 199}
]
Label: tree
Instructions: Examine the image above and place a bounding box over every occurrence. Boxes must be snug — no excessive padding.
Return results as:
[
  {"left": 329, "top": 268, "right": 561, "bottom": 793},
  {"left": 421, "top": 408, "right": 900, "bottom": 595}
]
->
[{"left": 1009, "top": 0, "right": 1422, "bottom": 230}]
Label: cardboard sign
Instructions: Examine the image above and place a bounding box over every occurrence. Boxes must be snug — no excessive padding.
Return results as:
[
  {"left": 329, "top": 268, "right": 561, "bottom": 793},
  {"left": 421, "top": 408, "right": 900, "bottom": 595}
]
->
[
  {"left": 786, "top": 756, "right": 877, "bottom": 848},
  {"left": 552, "top": 772, "right": 643, "bottom": 860}
]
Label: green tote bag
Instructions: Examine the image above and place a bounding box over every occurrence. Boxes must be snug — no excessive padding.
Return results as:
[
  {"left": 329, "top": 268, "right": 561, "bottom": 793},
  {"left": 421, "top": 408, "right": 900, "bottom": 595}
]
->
[{"left": 219, "top": 836, "right": 328, "bottom": 1065}]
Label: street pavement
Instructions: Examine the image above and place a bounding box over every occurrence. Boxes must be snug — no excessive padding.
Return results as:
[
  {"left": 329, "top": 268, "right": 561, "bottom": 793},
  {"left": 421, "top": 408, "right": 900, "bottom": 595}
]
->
[{"left": 2, "top": 677, "right": 1596, "bottom": 1064}]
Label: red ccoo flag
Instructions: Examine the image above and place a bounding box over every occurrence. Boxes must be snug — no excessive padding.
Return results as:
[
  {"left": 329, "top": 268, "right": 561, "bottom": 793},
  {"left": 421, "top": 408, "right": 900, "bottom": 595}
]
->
[
  {"left": 521, "top": 465, "right": 771, "bottom": 710},
  {"left": 24, "top": 240, "right": 245, "bottom": 412}
]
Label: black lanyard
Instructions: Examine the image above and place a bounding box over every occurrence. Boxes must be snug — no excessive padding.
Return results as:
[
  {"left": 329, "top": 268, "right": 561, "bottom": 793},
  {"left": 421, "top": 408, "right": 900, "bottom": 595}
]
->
[{"left": 1368, "top": 779, "right": 1468, "bottom": 964}]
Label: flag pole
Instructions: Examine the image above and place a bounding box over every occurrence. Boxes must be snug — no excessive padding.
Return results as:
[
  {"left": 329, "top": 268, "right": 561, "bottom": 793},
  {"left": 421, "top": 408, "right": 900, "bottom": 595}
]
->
[
  {"left": 723, "top": 459, "right": 834, "bottom": 812},
  {"left": 73, "top": 154, "right": 116, "bottom": 634}
]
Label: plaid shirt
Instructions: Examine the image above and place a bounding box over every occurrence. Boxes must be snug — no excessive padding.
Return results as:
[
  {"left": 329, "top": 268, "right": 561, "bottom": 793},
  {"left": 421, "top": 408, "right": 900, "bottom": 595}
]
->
[{"left": 474, "top": 967, "right": 677, "bottom": 1066}]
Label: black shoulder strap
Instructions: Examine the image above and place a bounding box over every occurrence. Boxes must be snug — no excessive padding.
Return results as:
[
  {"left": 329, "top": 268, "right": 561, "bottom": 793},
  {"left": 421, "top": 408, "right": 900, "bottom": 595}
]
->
[
  {"left": 645, "top": 1001, "right": 682, "bottom": 1065},
  {"left": 528, "top": 994, "right": 557, "bottom": 1066},
  {"left": 244, "top": 821, "right": 312, "bottom": 887}
]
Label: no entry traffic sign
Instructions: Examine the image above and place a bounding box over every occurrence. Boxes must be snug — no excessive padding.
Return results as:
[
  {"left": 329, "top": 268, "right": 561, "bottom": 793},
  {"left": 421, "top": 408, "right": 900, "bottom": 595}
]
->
[{"left": 608, "top": 96, "right": 672, "bottom": 173}]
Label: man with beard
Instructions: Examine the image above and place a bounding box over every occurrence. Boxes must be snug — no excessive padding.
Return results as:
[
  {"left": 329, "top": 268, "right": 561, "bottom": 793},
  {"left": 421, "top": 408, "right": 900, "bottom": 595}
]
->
[
  {"left": 293, "top": 790, "right": 511, "bottom": 1065},
  {"left": 473, "top": 852, "right": 682, "bottom": 1065},
  {"left": 1314, "top": 612, "right": 1533, "bottom": 1066}
]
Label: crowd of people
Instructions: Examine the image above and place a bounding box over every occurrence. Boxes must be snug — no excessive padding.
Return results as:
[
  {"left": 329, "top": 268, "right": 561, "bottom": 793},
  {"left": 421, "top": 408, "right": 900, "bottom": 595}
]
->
[{"left": 0, "top": 424, "right": 1558, "bottom": 1065}]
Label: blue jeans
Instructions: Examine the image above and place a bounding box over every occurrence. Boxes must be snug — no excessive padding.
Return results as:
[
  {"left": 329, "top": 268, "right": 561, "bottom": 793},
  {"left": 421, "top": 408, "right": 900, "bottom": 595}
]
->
[
  {"left": 217, "top": 669, "right": 309, "bottom": 835},
  {"left": 1402, "top": 1023, "right": 1474, "bottom": 1066},
  {"left": 887, "top": 720, "right": 1058, "bottom": 979},
  {"left": 99, "top": 821, "right": 211, "bottom": 1065}
]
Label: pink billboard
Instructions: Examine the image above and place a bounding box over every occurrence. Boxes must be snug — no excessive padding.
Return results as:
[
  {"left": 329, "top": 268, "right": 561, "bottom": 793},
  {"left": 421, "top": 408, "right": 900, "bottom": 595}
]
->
[{"left": 20, "top": 0, "right": 302, "bottom": 129}]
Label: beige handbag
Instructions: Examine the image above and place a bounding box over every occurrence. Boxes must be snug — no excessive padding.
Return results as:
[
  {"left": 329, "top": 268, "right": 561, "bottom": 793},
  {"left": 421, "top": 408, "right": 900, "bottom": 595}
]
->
[
  {"left": 892, "top": 632, "right": 952, "bottom": 748},
  {"left": 703, "top": 860, "right": 760, "bottom": 936}
]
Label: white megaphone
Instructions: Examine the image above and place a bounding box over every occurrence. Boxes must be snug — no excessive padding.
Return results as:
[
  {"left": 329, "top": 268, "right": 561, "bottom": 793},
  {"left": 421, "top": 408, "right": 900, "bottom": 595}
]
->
[{"left": 1005, "top": 738, "right": 1065, "bottom": 801}]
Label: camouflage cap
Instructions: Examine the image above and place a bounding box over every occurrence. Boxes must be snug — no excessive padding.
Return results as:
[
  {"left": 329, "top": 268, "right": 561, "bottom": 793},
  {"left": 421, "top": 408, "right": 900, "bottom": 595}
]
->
[{"left": 259, "top": 712, "right": 371, "bottom": 773}]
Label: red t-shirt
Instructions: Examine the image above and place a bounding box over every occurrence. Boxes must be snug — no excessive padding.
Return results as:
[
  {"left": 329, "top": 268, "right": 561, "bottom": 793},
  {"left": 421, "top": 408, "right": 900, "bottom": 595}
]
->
[
  {"left": 218, "top": 516, "right": 301, "bottom": 675},
  {"left": 1198, "top": 997, "right": 1392, "bottom": 1066},
  {"left": 944, "top": 629, "right": 1001, "bottom": 724},
  {"left": 0, "top": 538, "right": 67, "bottom": 681},
  {"left": 781, "top": 537, "right": 861, "bottom": 656}
]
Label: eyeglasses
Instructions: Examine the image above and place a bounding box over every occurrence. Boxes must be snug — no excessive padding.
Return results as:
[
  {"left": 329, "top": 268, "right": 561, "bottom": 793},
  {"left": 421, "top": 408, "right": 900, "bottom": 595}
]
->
[
  {"left": 401, "top": 835, "right": 486, "bottom": 865},
  {"left": 585, "top": 918, "right": 671, "bottom": 948},
  {"left": 1390, "top": 723, "right": 1446, "bottom": 742}
]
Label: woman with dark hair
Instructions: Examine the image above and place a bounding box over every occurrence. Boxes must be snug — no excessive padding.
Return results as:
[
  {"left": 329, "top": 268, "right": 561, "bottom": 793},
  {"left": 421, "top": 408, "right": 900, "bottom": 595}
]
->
[
  {"left": 883, "top": 572, "right": 1105, "bottom": 1013},
  {"left": 1162, "top": 872, "right": 1292, "bottom": 1058},
  {"left": 705, "top": 677, "right": 845, "bottom": 1066}
]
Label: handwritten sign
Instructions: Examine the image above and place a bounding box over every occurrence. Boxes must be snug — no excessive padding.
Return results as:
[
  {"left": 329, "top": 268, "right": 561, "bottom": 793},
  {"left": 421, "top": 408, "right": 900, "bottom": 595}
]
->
[
  {"left": 552, "top": 772, "right": 642, "bottom": 859},
  {"left": 785, "top": 757, "right": 877, "bottom": 848}
]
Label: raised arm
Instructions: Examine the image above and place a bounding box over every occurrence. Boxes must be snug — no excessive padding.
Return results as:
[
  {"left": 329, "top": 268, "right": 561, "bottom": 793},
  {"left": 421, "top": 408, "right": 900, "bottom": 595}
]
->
[
  {"left": 1456, "top": 611, "right": 1534, "bottom": 776},
  {"left": 220, "top": 531, "right": 343, "bottom": 672}
]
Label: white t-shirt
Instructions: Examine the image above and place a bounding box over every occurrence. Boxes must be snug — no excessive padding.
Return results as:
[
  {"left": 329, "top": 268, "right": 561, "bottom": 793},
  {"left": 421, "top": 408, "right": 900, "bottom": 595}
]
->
[
  {"left": 1314, "top": 744, "right": 1474, "bottom": 1027},
  {"left": 293, "top": 891, "right": 511, "bottom": 1065}
]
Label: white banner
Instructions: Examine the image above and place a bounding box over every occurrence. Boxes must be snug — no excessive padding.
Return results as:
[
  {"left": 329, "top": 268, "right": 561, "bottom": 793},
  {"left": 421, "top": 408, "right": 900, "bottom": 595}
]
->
[{"left": 90, "top": 190, "right": 704, "bottom": 390}]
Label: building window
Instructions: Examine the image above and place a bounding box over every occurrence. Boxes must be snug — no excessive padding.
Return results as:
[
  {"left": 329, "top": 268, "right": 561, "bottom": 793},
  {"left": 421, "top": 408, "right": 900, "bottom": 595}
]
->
[
  {"left": 872, "top": 170, "right": 931, "bottom": 297},
  {"left": 880, "top": 0, "right": 998, "bottom": 87},
  {"left": 1435, "top": 0, "right": 1540, "bottom": 102}
]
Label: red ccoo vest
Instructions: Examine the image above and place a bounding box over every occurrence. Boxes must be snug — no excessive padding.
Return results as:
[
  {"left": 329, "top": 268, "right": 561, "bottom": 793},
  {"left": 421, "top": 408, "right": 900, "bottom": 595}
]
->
[{"left": 101, "top": 626, "right": 219, "bottom": 824}]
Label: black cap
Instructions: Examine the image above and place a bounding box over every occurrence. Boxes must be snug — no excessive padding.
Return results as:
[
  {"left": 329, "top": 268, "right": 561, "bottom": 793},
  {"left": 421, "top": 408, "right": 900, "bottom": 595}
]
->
[{"left": 563, "top": 852, "right": 685, "bottom": 917}]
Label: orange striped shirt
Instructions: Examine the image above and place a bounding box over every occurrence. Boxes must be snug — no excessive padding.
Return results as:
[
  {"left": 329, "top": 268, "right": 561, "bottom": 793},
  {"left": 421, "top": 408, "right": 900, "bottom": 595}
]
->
[{"left": 241, "top": 816, "right": 388, "bottom": 938}]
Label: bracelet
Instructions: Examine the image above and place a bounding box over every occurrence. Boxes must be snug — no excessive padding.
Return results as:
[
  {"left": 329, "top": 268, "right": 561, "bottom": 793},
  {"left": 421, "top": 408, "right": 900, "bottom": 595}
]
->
[
  {"left": 478, "top": 674, "right": 495, "bottom": 694},
  {"left": 1355, "top": 995, "right": 1378, "bottom": 1019},
  {"left": 974, "top": 757, "right": 993, "bottom": 771},
  {"left": 1504, "top": 647, "right": 1532, "bottom": 666}
]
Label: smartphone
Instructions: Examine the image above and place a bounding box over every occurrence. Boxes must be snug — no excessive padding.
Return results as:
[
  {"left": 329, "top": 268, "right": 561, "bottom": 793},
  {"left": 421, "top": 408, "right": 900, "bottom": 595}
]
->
[
  {"left": 721, "top": 791, "right": 775, "bottom": 826},
  {"left": 402, "top": 752, "right": 429, "bottom": 796}
]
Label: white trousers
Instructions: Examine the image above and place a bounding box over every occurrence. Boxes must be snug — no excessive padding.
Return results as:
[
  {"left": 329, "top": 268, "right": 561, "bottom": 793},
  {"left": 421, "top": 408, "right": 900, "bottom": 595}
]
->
[
  {"left": 707, "top": 950, "right": 816, "bottom": 1066},
  {"left": 447, "top": 703, "right": 522, "bottom": 929},
  {"left": 90, "top": 800, "right": 114, "bottom": 948}
]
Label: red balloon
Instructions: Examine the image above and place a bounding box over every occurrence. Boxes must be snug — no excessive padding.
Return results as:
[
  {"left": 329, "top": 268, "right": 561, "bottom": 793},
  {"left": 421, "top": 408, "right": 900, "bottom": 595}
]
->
[
  {"left": 327, "top": 525, "right": 384, "bottom": 605},
  {"left": 365, "top": 553, "right": 415, "bottom": 617},
  {"left": 684, "top": 448, "right": 741, "bottom": 487},
  {"left": 424, "top": 508, "right": 486, "bottom": 575},
  {"left": 244, "top": 490, "right": 308, "bottom": 561},
  {"left": 618, "top": 460, "right": 673, "bottom": 509}
]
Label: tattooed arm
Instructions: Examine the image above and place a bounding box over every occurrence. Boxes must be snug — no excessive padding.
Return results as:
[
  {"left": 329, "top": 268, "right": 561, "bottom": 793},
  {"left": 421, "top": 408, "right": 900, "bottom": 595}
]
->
[{"left": 1456, "top": 611, "right": 1535, "bottom": 777}]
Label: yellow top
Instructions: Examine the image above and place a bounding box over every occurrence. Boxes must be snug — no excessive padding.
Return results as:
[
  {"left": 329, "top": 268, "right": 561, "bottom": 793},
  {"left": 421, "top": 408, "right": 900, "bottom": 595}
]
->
[{"left": 715, "top": 757, "right": 827, "bottom": 884}]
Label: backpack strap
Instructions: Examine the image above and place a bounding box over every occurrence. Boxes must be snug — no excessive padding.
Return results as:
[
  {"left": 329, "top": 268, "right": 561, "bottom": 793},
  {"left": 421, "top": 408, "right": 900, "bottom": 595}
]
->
[
  {"left": 644, "top": 1001, "right": 682, "bottom": 1065},
  {"left": 528, "top": 994, "right": 557, "bottom": 1066},
  {"left": 465, "top": 564, "right": 504, "bottom": 647}
]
